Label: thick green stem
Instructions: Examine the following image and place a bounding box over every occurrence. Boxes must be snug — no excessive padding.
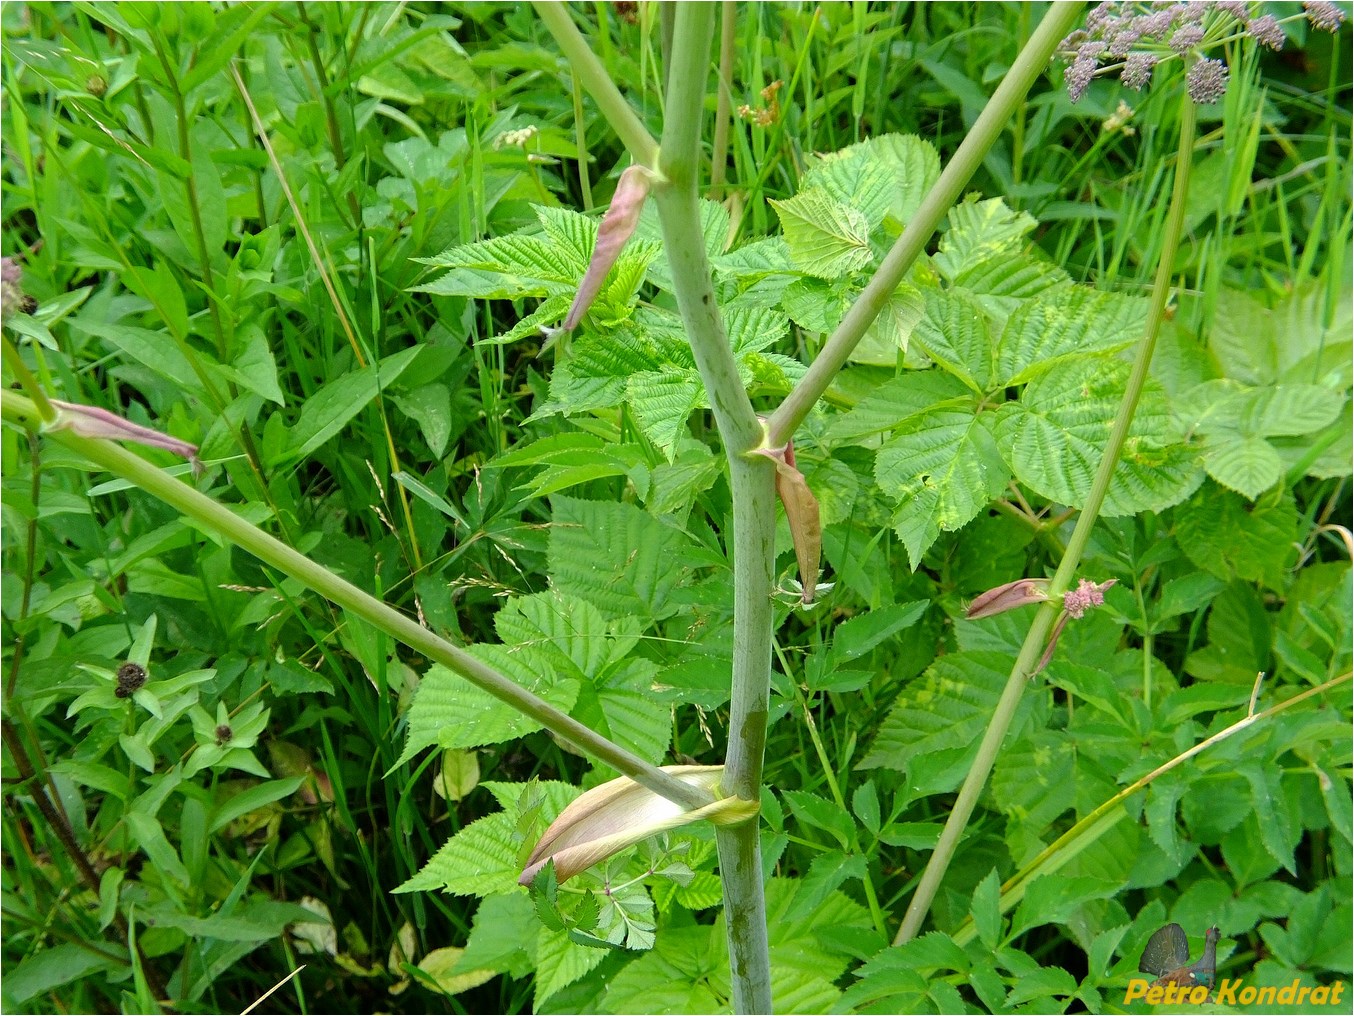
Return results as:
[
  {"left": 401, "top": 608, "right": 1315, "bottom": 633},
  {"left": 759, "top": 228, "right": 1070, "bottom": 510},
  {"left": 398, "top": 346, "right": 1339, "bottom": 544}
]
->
[
  {"left": 532, "top": 2, "right": 661, "bottom": 170},
  {"left": 767, "top": 1, "right": 1084, "bottom": 447},
  {"left": 895, "top": 92, "right": 1200, "bottom": 947},
  {"left": 655, "top": 6, "right": 774, "bottom": 1012},
  {"left": 0, "top": 391, "right": 714, "bottom": 813}
]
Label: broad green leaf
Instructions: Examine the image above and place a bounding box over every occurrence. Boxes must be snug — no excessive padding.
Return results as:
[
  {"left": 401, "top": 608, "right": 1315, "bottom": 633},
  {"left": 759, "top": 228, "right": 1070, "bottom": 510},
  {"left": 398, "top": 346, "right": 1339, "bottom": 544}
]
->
[
  {"left": 860, "top": 652, "right": 1023, "bottom": 774},
  {"left": 912, "top": 288, "right": 992, "bottom": 391},
  {"left": 786, "top": 851, "right": 869, "bottom": 921},
  {"left": 392, "top": 384, "right": 454, "bottom": 457},
  {"left": 208, "top": 777, "right": 305, "bottom": 834},
  {"left": 1175, "top": 485, "right": 1298, "bottom": 590},
  {"left": 274, "top": 345, "right": 424, "bottom": 466},
  {"left": 68, "top": 321, "right": 205, "bottom": 393},
  {"left": 395, "top": 653, "right": 580, "bottom": 766},
  {"left": 933, "top": 197, "right": 1037, "bottom": 281},
  {"left": 601, "top": 926, "right": 726, "bottom": 1014},
  {"left": 627, "top": 369, "right": 704, "bottom": 457},
  {"left": 534, "top": 922, "right": 610, "bottom": 1009},
  {"left": 227, "top": 325, "right": 284, "bottom": 405},
  {"left": 971, "top": 869, "right": 1003, "bottom": 949},
  {"left": 803, "top": 133, "right": 941, "bottom": 228},
  {"left": 1, "top": 943, "right": 119, "bottom": 1006},
  {"left": 997, "top": 359, "right": 1202, "bottom": 516},
  {"left": 993, "top": 286, "right": 1147, "bottom": 387},
  {"left": 548, "top": 496, "right": 697, "bottom": 620},
  {"left": 455, "top": 893, "right": 537, "bottom": 978},
  {"left": 952, "top": 251, "right": 1071, "bottom": 323},
  {"left": 782, "top": 790, "right": 855, "bottom": 849},
  {"left": 828, "top": 600, "right": 929, "bottom": 663},
  {"left": 770, "top": 189, "right": 874, "bottom": 278},
  {"left": 398, "top": 782, "right": 578, "bottom": 896},
  {"left": 855, "top": 281, "right": 927, "bottom": 365},
  {"left": 418, "top": 231, "right": 585, "bottom": 298},
  {"left": 875, "top": 404, "right": 1010, "bottom": 568},
  {"left": 826, "top": 370, "right": 971, "bottom": 443}
]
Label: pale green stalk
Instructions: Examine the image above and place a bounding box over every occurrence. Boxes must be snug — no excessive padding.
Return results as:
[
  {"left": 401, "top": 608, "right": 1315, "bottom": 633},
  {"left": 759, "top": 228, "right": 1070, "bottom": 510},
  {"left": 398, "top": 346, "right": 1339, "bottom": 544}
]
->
[
  {"left": 653, "top": 6, "right": 775, "bottom": 1010},
  {"left": 530, "top": 2, "right": 660, "bottom": 170},
  {"left": 767, "top": 1, "right": 1084, "bottom": 447},
  {"left": 895, "top": 91, "right": 1201, "bottom": 947},
  {"left": 0, "top": 390, "right": 714, "bottom": 813}
]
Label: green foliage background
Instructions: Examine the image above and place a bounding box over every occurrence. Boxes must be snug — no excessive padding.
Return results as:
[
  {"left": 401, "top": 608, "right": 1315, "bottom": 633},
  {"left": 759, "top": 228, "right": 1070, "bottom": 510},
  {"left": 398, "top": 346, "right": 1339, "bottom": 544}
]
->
[{"left": 1, "top": 2, "right": 1350, "bottom": 1013}]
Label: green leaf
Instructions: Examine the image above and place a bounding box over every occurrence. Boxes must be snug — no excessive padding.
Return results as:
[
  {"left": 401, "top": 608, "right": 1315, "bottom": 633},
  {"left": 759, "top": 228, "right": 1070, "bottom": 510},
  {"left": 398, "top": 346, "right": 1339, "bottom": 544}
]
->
[
  {"left": 398, "top": 782, "right": 578, "bottom": 896},
  {"left": 395, "top": 654, "right": 580, "bottom": 766},
  {"left": 828, "top": 600, "right": 929, "bottom": 663},
  {"left": 1, "top": 943, "right": 119, "bottom": 1006},
  {"left": 548, "top": 496, "right": 697, "bottom": 620},
  {"left": 208, "top": 777, "right": 305, "bottom": 834},
  {"left": 393, "top": 384, "right": 454, "bottom": 457},
  {"left": 971, "top": 869, "right": 1003, "bottom": 949},
  {"left": 933, "top": 197, "right": 1037, "bottom": 281},
  {"left": 860, "top": 652, "right": 1022, "bottom": 775},
  {"left": 1203, "top": 432, "right": 1284, "bottom": 498},
  {"left": 1175, "top": 485, "right": 1298, "bottom": 590},
  {"left": 876, "top": 404, "right": 1010, "bottom": 568},
  {"left": 826, "top": 370, "right": 971, "bottom": 443},
  {"left": 804, "top": 133, "right": 941, "bottom": 228},
  {"left": 993, "top": 286, "right": 1147, "bottom": 387},
  {"left": 535, "top": 920, "right": 610, "bottom": 1009},
  {"left": 627, "top": 369, "right": 704, "bottom": 457},
  {"left": 997, "top": 359, "right": 1202, "bottom": 516},
  {"left": 274, "top": 345, "right": 424, "bottom": 467},
  {"left": 952, "top": 251, "right": 1071, "bottom": 322},
  {"left": 912, "top": 288, "right": 992, "bottom": 391},
  {"left": 782, "top": 790, "right": 855, "bottom": 849},
  {"left": 770, "top": 189, "right": 874, "bottom": 278},
  {"left": 123, "top": 811, "right": 190, "bottom": 888},
  {"left": 788, "top": 851, "right": 869, "bottom": 922},
  {"left": 418, "top": 233, "right": 584, "bottom": 298}
]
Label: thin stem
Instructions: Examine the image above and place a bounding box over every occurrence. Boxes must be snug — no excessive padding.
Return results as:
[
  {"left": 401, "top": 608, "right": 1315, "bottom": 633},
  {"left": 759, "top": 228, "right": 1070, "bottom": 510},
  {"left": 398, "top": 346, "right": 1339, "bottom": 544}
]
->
[
  {"left": 895, "top": 90, "right": 1200, "bottom": 947},
  {"left": 767, "top": 1, "right": 1085, "bottom": 447},
  {"left": 710, "top": 1, "right": 737, "bottom": 193},
  {"left": 0, "top": 391, "right": 714, "bottom": 813},
  {"left": 951, "top": 671, "right": 1352, "bottom": 947},
  {"left": 532, "top": 2, "right": 661, "bottom": 170},
  {"left": 655, "top": 6, "right": 774, "bottom": 1012}
]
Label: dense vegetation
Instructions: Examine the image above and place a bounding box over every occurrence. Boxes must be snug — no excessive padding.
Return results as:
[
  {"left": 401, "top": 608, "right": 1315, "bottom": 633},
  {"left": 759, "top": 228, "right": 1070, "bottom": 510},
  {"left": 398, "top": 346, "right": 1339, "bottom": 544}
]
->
[{"left": 2, "top": 2, "right": 1350, "bottom": 1013}]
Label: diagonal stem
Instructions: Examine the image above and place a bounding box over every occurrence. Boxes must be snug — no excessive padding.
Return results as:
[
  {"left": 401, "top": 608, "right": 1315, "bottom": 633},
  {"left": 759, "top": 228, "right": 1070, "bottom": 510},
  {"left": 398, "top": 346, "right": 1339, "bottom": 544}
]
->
[
  {"left": 895, "top": 89, "right": 1200, "bottom": 947},
  {"left": 766, "top": 2, "right": 1084, "bottom": 447},
  {"left": 0, "top": 391, "right": 715, "bottom": 813}
]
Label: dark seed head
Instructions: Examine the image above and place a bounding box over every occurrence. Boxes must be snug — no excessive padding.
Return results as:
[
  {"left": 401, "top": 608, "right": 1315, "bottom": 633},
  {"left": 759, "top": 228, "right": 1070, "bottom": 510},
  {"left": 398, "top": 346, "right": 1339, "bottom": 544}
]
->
[
  {"left": 115, "top": 662, "right": 147, "bottom": 698},
  {"left": 215, "top": 724, "right": 233, "bottom": 745}
]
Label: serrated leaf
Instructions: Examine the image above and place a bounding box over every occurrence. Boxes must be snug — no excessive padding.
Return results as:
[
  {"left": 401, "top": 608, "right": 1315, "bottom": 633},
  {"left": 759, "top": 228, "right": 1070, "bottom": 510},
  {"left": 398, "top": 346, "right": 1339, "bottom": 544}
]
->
[
  {"left": 826, "top": 370, "right": 971, "bottom": 443},
  {"left": 395, "top": 655, "right": 580, "bottom": 766},
  {"left": 994, "top": 287, "right": 1147, "bottom": 387},
  {"left": 770, "top": 189, "right": 874, "bottom": 278},
  {"left": 997, "top": 359, "right": 1202, "bottom": 516},
  {"left": 1203, "top": 433, "right": 1284, "bottom": 498},
  {"left": 971, "top": 869, "right": 1003, "bottom": 949},
  {"left": 563, "top": 166, "right": 653, "bottom": 331},
  {"left": 785, "top": 851, "right": 868, "bottom": 920},
  {"left": 804, "top": 133, "right": 941, "bottom": 228},
  {"left": 548, "top": 496, "right": 697, "bottom": 620},
  {"left": 912, "top": 288, "right": 992, "bottom": 391},
  {"left": 876, "top": 405, "right": 1010, "bottom": 568},
  {"left": 535, "top": 921, "right": 610, "bottom": 1008},
  {"left": 1009, "top": 875, "right": 1120, "bottom": 937},
  {"left": 1175, "top": 485, "right": 1298, "bottom": 589},
  {"left": 860, "top": 652, "right": 1018, "bottom": 772},
  {"left": 782, "top": 790, "right": 855, "bottom": 849},
  {"left": 953, "top": 252, "right": 1071, "bottom": 321},
  {"left": 398, "top": 782, "right": 578, "bottom": 896},
  {"left": 829, "top": 600, "right": 929, "bottom": 663},
  {"left": 934, "top": 197, "right": 1037, "bottom": 280},
  {"left": 1239, "top": 763, "right": 1299, "bottom": 873},
  {"left": 627, "top": 370, "right": 704, "bottom": 457},
  {"left": 417, "top": 234, "right": 583, "bottom": 298}
]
